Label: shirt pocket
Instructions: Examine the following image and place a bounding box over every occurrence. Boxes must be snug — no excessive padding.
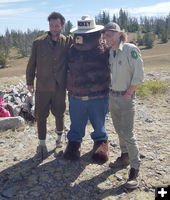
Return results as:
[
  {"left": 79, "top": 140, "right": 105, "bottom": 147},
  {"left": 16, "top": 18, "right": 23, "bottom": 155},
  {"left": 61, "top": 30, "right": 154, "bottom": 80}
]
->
[{"left": 117, "top": 53, "right": 131, "bottom": 73}]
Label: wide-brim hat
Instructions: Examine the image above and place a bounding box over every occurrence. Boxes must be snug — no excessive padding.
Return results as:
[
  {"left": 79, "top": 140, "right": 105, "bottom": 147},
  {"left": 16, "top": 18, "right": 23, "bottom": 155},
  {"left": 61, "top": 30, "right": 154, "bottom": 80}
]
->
[{"left": 70, "top": 15, "right": 104, "bottom": 34}]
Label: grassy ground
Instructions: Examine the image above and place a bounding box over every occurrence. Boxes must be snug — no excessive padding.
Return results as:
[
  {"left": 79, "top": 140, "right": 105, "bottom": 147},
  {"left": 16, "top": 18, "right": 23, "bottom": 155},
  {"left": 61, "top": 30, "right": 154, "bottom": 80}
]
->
[
  {"left": 0, "top": 48, "right": 28, "bottom": 78},
  {"left": 141, "top": 40, "right": 170, "bottom": 72}
]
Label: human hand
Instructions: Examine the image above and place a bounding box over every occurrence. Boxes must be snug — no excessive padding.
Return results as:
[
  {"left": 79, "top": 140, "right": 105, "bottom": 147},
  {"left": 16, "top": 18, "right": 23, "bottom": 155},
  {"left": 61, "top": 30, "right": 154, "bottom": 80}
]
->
[
  {"left": 27, "top": 85, "right": 34, "bottom": 94},
  {"left": 123, "top": 93, "right": 131, "bottom": 99}
]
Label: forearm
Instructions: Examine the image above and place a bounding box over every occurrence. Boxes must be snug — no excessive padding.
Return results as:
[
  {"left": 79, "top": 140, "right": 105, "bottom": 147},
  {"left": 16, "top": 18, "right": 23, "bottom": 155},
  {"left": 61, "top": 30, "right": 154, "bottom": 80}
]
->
[
  {"left": 123, "top": 85, "right": 138, "bottom": 99},
  {"left": 27, "top": 85, "right": 34, "bottom": 94},
  {"left": 26, "top": 64, "right": 36, "bottom": 85},
  {"left": 126, "top": 85, "right": 138, "bottom": 95}
]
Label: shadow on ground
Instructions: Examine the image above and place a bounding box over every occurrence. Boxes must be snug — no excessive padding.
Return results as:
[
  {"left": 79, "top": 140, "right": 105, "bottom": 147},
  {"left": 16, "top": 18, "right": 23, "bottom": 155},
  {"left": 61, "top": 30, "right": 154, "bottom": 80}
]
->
[{"left": 0, "top": 148, "right": 134, "bottom": 200}]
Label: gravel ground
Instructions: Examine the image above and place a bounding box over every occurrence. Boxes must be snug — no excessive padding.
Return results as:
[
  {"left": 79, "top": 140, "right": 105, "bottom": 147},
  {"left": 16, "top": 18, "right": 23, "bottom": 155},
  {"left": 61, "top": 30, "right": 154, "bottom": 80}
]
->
[{"left": 0, "top": 71, "right": 170, "bottom": 200}]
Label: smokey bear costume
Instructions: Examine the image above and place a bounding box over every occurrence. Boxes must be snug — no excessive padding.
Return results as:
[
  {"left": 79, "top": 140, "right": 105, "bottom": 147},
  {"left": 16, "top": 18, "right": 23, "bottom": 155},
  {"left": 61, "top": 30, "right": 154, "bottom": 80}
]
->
[{"left": 63, "top": 16, "right": 110, "bottom": 163}]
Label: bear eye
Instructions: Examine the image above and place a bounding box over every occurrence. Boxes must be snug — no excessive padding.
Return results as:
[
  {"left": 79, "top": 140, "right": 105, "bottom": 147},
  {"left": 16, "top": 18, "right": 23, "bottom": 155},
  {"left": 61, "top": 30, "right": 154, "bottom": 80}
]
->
[{"left": 75, "top": 36, "right": 83, "bottom": 44}]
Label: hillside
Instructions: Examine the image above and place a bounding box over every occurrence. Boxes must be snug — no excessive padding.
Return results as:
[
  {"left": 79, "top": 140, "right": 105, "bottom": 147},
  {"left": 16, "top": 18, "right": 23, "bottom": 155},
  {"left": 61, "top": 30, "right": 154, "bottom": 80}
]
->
[{"left": 0, "top": 39, "right": 170, "bottom": 80}]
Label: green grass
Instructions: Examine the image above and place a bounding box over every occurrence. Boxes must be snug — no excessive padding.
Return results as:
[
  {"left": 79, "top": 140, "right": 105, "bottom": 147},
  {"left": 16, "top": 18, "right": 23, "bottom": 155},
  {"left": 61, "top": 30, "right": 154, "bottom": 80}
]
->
[{"left": 136, "top": 80, "right": 167, "bottom": 97}]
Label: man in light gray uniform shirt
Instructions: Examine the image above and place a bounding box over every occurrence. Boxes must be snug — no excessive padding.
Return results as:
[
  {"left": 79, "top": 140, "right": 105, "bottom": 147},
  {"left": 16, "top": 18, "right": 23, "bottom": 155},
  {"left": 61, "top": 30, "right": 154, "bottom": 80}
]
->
[{"left": 103, "top": 22, "right": 144, "bottom": 189}]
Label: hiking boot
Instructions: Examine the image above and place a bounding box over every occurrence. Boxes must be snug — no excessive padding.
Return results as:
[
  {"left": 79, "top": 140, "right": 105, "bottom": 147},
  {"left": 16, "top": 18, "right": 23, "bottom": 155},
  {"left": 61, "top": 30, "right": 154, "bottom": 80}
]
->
[
  {"left": 33, "top": 145, "right": 48, "bottom": 162},
  {"left": 112, "top": 153, "right": 130, "bottom": 168},
  {"left": 124, "top": 168, "right": 139, "bottom": 189},
  {"left": 92, "top": 140, "right": 109, "bottom": 163},
  {"left": 63, "top": 142, "right": 81, "bottom": 161}
]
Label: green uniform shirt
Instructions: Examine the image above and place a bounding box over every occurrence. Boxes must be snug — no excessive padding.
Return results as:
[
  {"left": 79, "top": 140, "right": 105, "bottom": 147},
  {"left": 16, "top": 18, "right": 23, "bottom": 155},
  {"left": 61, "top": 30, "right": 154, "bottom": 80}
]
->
[
  {"left": 109, "top": 41, "right": 144, "bottom": 91},
  {"left": 26, "top": 33, "right": 72, "bottom": 91}
]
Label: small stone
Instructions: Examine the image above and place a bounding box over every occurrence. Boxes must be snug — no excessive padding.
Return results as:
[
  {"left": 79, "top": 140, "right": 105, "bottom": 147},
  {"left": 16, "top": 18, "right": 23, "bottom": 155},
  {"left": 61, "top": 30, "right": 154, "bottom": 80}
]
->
[
  {"left": 13, "top": 156, "right": 19, "bottom": 161},
  {"left": 140, "top": 153, "right": 146, "bottom": 159},
  {"left": 115, "top": 173, "right": 123, "bottom": 181},
  {"left": 146, "top": 73, "right": 154, "bottom": 77},
  {"left": 0, "top": 116, "right": 25, "bottom": 131},
  {"left": 2, "top": 187, "right": 17, "bottom": 198},
  {"left": 70, "top": 182, "right": 76, "bottom": 187},
  {"left": 110, "top": 142, "right": 117, "bottom": 147}
]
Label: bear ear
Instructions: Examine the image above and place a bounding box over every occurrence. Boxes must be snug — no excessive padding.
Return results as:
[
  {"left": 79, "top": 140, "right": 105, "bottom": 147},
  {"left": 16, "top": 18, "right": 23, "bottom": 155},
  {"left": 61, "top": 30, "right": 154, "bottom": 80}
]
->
[{"left": 75, "top": 36, "right": 83, "bottom": 44}]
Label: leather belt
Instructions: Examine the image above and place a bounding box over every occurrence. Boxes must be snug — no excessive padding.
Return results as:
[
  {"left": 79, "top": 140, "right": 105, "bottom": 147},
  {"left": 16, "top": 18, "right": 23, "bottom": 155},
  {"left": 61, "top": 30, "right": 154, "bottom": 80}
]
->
[
  {"left": 70, "top": 95, "right": 107, "bottom": 101},
  {"left": 110, "top": 89, "right": 126, "bottom": 95}
]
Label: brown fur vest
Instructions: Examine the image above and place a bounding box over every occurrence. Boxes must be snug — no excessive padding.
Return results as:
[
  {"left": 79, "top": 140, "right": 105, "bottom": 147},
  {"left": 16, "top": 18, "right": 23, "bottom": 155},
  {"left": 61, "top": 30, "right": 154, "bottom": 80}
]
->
[{"left": 67, "top": 43, "right": 110, "bottom": 96}]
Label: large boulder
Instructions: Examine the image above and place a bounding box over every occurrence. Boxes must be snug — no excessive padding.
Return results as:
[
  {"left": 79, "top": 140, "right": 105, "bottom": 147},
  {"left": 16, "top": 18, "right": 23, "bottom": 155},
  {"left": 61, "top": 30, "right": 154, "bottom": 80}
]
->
[{"left": 0, "top": 116, "right": 25, "bottom": 131}]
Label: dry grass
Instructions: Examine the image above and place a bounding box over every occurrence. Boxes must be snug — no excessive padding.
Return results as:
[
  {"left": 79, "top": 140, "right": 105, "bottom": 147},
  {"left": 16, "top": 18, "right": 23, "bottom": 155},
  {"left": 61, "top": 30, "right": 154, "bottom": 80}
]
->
[
  {"left": 0, "top": 48, "right": 28, "bottom": 78},
  {"left": 0, "top": 75, "right": 25, "bottom": 85},
  {"left": 0, "top": 39, "right": 170, "bottom": 82},
  {"left": 126, "top": 33, "right": 170, "bottom": 72},
  {"left": 141, "top": 40, "right": 170, "bottom": 72}
]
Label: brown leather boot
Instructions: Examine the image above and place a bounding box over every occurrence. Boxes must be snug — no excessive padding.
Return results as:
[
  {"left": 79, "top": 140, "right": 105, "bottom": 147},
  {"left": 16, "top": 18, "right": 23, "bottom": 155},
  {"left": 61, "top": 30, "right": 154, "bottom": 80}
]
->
[
  {"left": 124, "top": 168, "right": 139, "bottom": 189},
  {"left": 92, "top": 140, "right": 109, "bottom": 163},
  {"left": 63, "top": 142, "right": 81, "bottom": 161},
  {"left": 111, "top": 153, "right": 130, "bottom": 168}
]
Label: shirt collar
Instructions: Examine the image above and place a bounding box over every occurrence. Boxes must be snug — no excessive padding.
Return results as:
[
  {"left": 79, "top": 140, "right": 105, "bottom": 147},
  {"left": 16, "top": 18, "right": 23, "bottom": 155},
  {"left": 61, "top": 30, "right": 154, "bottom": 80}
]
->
[
  {"left": 118, "top": 41, "right": 124, "bottom": 51},
  {"left": 47, "top": 31, "right": 61, "bottom": 41},
  {"left": 46, "top": 31, "right": 62, "bottom": 47},
  {"left": 109, "top": 41, "right": 124, "bottom": 56}
]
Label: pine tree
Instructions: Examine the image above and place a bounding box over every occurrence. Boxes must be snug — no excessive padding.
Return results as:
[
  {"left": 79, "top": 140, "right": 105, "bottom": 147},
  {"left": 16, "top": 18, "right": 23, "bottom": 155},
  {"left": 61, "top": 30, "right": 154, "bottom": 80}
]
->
[
  {"left": 143, "top": 32, "right": 155, "bottom": 48},
  {"left": 63, "top": 20, "right": 73, "bottom": 36}
]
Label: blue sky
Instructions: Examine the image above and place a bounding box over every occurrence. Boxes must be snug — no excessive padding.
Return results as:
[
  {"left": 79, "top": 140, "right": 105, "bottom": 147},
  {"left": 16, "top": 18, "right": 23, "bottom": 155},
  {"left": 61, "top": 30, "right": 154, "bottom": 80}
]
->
[{"left": 0, "top": 0, "right": 170, "bottom": 35}]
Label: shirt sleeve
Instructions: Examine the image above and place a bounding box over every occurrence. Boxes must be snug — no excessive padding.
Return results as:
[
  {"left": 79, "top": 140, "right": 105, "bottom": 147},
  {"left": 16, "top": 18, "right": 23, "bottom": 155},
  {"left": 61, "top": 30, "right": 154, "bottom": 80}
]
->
[
  {"left": 129, "top": 46, "right": 144, "bottom": 85},
  {"left": 26, "top": 40, "right": 37, "bottom": 85}
]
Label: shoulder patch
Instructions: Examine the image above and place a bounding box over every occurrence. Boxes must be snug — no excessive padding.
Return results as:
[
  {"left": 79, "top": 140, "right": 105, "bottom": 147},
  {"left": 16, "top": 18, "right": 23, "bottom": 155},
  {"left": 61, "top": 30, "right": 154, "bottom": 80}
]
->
[{"left": 131, "top": 50, "right": 138, "bottom": 59}]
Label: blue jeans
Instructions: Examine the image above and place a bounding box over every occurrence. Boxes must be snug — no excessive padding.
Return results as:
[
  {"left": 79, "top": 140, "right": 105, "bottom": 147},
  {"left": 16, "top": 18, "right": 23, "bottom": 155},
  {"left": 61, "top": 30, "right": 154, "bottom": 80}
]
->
[{"left": 67, "top": 96, "right": 108, "bottom": 142}]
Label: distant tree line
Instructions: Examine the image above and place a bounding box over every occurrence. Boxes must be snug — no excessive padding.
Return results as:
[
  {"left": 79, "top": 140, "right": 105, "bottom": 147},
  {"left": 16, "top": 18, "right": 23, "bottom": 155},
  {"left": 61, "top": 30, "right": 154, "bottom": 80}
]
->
[
  {"left": 0, "top": 29, "right": 45, "bottom": 68},
  {"left": 0, "top": 9, "right": 170, "bottom": 68},
  {"left": 95, "top": 9, "right": 170, "bottom": 48},
  {"left": 0, "top": 22, "right": 73, "bottom": 68}
]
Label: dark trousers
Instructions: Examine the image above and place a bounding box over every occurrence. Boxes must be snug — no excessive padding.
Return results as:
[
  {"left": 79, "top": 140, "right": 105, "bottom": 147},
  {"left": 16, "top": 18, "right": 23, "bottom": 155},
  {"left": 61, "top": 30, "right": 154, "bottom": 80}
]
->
[{"left": 35, "top": 88, "right": 66, "bottom": 140}]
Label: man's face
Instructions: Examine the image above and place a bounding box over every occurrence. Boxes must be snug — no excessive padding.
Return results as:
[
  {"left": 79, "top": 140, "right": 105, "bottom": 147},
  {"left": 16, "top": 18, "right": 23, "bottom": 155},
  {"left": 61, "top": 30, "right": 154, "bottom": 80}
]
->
[
  {"left": 104, "top": 30, "right": 121, "bottom": 48},
  {"left": 49, "top": 18, "right": 64, "bottom": 37}
]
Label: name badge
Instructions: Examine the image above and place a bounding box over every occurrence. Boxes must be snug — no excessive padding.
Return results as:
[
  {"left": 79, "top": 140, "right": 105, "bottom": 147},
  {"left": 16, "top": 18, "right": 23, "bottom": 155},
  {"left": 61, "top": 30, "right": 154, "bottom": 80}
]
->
[{"left": 78, "top": 21, "right": 91, "bottom": 27}]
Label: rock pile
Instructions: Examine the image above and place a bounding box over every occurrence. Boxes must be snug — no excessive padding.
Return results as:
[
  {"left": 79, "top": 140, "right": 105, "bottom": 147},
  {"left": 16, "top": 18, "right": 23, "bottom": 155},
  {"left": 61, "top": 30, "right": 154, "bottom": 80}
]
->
[{"left": 0, "top": 80, "right": 35, "bottom": 130}]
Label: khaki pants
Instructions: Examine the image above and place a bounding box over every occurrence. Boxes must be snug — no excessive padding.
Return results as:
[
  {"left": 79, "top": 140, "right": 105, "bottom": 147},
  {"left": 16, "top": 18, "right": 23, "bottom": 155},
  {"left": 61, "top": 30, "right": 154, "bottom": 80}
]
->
[
  {"left": 109, "top": 93, "right": 140, "bottom": 169},
  {"left": 35, "top": 87, "right": 66, "bottom": 140}
]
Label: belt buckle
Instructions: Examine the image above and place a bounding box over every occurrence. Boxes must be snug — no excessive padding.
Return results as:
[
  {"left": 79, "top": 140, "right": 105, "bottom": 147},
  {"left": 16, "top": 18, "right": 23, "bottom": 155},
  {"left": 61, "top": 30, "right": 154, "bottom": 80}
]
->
[{"left": 81, "top": 96, "right": 89, "bottom": 101}]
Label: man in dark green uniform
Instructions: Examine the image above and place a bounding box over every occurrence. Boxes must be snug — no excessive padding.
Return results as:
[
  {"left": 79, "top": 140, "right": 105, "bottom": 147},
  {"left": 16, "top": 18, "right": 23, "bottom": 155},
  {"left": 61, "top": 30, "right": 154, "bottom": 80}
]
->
[{"left": 26, "top": 12, "right": 72, "bottom": 161}]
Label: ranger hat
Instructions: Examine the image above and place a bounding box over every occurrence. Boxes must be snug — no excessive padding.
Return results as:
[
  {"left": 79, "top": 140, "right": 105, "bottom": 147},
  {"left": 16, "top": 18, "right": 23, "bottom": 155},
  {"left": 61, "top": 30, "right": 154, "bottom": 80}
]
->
[{"left": 70, "top": 15, "right": 104, "bottom": 34}]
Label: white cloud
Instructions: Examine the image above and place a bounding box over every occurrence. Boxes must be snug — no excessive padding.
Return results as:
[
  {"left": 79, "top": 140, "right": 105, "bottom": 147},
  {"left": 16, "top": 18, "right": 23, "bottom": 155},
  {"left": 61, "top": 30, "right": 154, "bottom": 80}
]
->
[
  {"left": 102, "top": 2, "right": 170, "bottom": 17},
  {"left": 0, "top": 0, "right": 27, "bottom": 8},
  {"left": 0, "top": 8, "right": 32, "bottom": 16}
]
